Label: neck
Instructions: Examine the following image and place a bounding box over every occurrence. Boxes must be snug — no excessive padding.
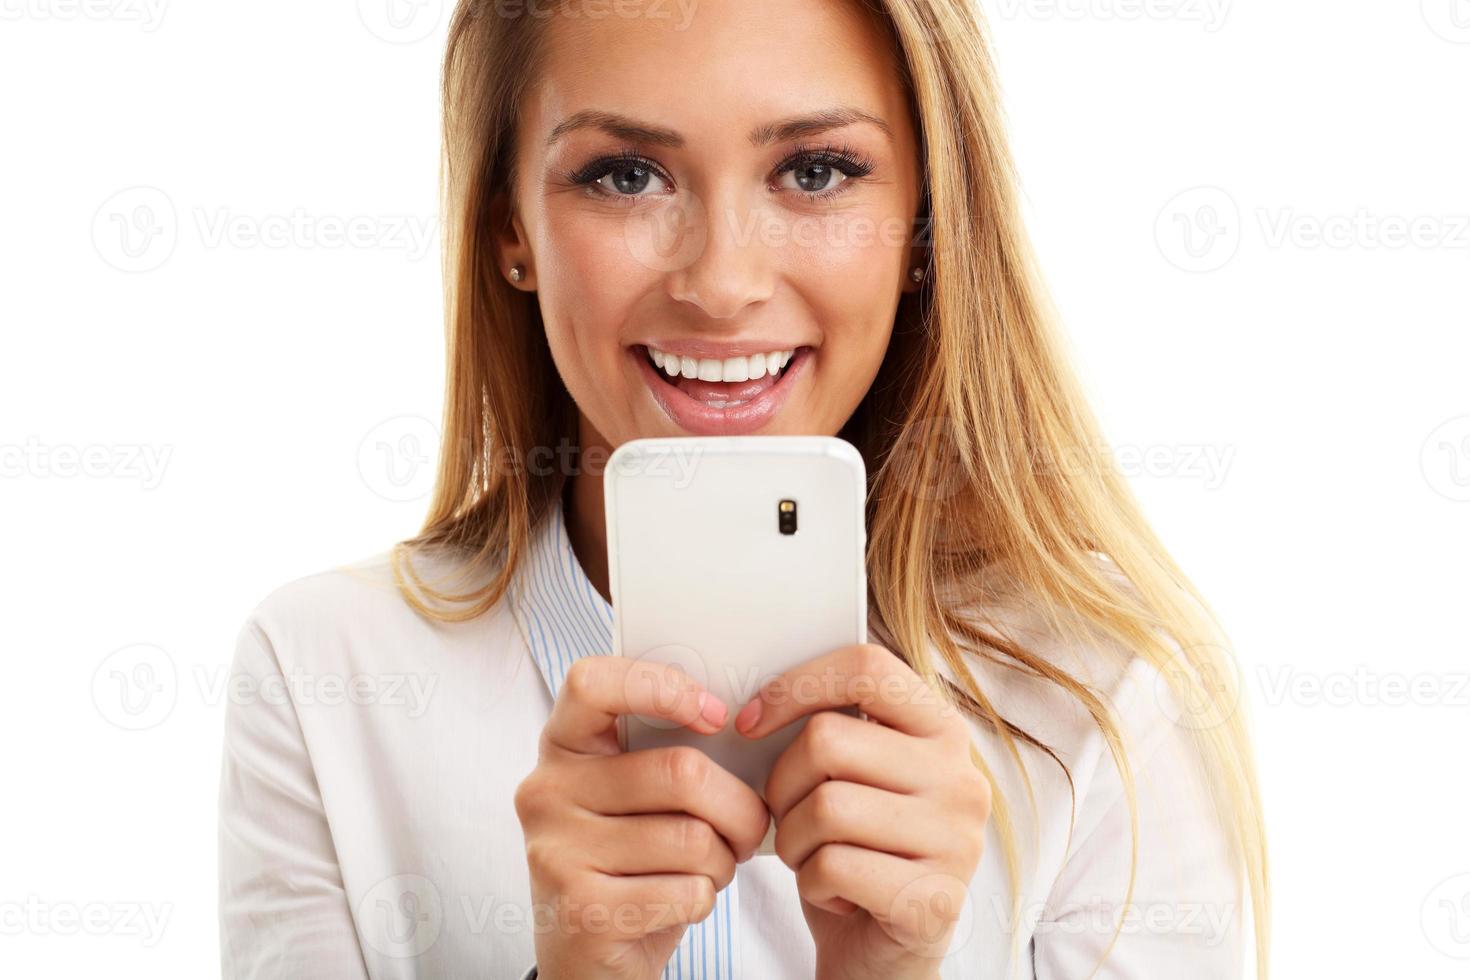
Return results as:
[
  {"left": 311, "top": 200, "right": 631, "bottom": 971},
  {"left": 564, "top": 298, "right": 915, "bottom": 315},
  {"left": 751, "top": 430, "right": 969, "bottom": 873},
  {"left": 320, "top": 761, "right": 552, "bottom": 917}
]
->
[{"left": 564, "top": 412, "right": 612, "bottom": 605}]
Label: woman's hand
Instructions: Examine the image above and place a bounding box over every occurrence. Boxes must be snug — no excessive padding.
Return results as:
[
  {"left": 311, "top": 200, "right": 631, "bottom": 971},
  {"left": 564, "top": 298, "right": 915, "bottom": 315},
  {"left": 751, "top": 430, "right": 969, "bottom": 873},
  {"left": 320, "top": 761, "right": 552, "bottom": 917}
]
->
[
  {"left": 514, "top": 656, "right": 771, "bottom": 980},
  {"left": 734, "top": 644, "right": 991, "bottom": 980}
]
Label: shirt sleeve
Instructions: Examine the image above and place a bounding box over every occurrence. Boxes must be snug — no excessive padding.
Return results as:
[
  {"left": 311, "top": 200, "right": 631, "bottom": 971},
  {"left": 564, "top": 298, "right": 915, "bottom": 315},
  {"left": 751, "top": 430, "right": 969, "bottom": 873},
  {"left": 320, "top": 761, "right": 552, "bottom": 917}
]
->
[
  {"left": 217, "top": 616, "right": 371, "bottom": 979},
  {"left": 1031, "top": 656, "right": 1246, "bottom": 979}
]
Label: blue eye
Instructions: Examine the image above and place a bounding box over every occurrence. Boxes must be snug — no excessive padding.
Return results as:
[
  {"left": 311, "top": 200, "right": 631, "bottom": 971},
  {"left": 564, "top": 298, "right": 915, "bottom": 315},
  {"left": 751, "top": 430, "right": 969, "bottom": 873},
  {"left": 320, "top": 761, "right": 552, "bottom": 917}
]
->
[
  {"left": 594, "top": 162, "right": 670, "bottom": 197},
  {"left": 566, "top": 153, "right": 673, "bottom": 200},
  {"left": 773, "top": 144, "right": 875, "bottom": 200},
  {"left": 778, "top": 161, "right": 850, "bottom": 195}
]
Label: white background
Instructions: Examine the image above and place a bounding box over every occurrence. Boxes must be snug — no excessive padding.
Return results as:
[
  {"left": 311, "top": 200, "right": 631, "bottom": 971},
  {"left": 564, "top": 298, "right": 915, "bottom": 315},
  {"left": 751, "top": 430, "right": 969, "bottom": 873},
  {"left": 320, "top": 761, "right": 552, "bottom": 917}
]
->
[{"left": 2, "top": 0, "right": 1467, "bottom": 976}]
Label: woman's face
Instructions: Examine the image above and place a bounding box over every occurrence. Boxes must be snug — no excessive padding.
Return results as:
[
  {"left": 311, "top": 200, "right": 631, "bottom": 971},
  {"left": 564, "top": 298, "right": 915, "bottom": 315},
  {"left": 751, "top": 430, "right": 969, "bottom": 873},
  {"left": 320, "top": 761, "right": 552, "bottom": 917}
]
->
[{"left": 500, "top": 0, "right": 924, "bottom": 446}]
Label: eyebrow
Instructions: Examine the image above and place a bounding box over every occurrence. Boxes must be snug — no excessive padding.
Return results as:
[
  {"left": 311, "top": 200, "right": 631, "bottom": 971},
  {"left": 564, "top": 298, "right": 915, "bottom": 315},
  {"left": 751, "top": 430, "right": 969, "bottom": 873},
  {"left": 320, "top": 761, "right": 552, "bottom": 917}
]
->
[{"left": 545, "top": 106, "right": 894, "bottom": 150}]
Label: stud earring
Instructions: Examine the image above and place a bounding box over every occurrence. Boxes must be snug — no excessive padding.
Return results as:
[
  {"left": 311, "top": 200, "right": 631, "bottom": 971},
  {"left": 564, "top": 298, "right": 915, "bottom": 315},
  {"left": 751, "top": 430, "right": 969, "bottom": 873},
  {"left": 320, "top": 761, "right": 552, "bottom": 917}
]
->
[
  {"left": 509, "top": 265, "right": 525, "bottom": 283},
  {"left": 909, "top": 266, "right": 925, "bottom": 284}
]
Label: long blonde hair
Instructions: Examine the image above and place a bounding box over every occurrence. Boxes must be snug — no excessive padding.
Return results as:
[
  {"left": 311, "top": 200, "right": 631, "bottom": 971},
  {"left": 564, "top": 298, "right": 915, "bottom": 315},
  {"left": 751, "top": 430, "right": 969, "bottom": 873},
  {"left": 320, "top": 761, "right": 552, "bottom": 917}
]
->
[{"left": 396, "top": 1, "right": 1269, "bottom": 975}]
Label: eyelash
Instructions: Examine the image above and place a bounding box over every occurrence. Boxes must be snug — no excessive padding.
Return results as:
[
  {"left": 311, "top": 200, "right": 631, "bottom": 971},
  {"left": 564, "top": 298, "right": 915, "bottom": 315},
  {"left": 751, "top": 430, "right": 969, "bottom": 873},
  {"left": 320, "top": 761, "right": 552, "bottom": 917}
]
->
[{"left": 561, "top": 142, "right": 876, "bottom": 203}]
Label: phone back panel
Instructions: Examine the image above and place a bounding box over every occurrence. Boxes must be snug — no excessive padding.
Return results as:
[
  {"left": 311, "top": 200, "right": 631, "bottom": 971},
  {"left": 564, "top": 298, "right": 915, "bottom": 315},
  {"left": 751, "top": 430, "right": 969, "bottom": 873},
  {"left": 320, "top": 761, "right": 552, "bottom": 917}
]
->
[{"left": 604, "top": 436, "right": 868, "bottom": 853}]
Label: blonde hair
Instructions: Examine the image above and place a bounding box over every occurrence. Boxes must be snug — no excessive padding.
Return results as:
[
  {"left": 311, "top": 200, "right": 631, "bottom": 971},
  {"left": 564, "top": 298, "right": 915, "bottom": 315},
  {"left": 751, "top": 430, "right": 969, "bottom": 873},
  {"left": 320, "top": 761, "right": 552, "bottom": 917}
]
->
[{"left": 396, "top": 1, "right": 1269, "bottom": 975}]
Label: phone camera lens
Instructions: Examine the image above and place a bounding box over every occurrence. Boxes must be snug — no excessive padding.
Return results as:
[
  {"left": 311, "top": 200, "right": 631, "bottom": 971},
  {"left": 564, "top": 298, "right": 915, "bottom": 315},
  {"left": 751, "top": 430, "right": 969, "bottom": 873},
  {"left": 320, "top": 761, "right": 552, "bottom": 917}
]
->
[{"left": 778, "top": 499, "right": 797, "bottom": 535}]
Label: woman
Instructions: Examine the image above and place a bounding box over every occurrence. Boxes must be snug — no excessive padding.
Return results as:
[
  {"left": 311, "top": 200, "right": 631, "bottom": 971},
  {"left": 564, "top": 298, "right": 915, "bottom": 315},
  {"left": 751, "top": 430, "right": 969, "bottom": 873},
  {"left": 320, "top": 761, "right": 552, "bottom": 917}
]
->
[{"left": 218, "top": 0, "right": 1268, "bottom": 977}]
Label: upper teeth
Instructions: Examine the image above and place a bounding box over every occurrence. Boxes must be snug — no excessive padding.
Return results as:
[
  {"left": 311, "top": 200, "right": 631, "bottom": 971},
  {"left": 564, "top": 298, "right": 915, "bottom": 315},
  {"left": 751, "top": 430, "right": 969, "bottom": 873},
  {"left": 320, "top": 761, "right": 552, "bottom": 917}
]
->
[{"left": 648, "top": 346, "right": 795, "bottom": 383}]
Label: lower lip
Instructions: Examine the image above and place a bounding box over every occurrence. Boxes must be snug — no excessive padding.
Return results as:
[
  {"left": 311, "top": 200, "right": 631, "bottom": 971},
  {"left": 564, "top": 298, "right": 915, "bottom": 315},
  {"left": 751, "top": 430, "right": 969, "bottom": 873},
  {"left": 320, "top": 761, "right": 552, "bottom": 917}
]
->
[{"left": 633, "top": 346, "right": 811, "bottom": 436}]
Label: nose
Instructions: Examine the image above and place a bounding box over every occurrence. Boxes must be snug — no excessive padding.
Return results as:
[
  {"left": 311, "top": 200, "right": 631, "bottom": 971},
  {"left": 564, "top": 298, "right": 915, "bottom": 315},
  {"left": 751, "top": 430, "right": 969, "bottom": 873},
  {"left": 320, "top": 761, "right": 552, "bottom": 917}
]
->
[{"left": 665, "top": 188, "right": 775, "bottom": 320}]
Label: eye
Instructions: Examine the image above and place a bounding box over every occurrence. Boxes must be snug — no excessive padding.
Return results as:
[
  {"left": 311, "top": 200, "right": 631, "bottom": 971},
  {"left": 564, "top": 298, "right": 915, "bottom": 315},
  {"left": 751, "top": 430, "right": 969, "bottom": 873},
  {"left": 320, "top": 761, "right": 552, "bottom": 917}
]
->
[
  {"left": 565, "top": 152, "right": 673, "bottom": 200},
  {"left": 773, "top": 144, "right": 875, "bottom": 200},
  {"left": 593, "top": 162, "right": 670, "bottom": 197},
  {"left": 778, "top": 160, "right": 851, "bottom": 195}
]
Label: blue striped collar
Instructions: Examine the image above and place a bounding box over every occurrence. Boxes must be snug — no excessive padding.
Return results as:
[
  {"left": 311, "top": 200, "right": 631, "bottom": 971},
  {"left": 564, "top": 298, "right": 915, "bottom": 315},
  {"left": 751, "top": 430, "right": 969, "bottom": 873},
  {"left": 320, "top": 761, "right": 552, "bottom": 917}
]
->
[
  {"left": 508, "top": 495, "right": 615, "bottom": 700},
  {"left": 507, "top": 491, "right": 743, "bottom": 979}
]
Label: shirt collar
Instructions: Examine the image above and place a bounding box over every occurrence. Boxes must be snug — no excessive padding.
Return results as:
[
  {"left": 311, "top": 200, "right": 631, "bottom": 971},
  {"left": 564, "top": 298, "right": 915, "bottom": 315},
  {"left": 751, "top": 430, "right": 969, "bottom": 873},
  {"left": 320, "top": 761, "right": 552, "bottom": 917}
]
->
[{"left": 508, "top": 492, "right": 615, "bottom": 701}]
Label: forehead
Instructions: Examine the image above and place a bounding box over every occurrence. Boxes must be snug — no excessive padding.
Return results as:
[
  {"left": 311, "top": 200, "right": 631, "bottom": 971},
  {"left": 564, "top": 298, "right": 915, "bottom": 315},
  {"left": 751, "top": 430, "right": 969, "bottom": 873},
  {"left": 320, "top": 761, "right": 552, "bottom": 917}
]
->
[{"left": 522, "top": 0, "right": 913, "bottom": 151}]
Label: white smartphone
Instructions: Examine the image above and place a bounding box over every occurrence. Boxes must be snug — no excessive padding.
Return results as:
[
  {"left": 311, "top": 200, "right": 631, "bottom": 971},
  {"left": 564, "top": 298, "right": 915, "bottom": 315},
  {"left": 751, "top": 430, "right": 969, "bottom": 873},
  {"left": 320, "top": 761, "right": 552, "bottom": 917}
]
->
[{"left": 604, "top": 435, "right": 868, "bottom": 855}]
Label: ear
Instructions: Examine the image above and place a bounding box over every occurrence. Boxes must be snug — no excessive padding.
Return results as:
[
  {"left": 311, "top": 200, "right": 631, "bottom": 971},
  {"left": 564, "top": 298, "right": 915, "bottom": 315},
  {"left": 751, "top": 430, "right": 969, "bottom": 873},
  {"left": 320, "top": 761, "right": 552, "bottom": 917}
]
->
[{"left": 489, "top": 190, "right": 535, "bottom": 290}]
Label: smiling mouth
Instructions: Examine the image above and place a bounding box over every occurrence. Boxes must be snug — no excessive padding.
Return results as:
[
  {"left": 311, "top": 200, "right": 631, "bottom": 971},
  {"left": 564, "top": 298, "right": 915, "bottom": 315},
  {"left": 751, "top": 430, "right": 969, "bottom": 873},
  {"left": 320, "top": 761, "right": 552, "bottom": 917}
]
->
[{"left": 641, "top": 344, "right": 803, "bottom": 408}]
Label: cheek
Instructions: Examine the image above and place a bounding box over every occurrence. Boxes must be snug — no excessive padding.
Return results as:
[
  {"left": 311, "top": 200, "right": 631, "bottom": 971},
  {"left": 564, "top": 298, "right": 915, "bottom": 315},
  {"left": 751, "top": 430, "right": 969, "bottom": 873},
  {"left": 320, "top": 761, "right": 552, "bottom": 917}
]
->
[
  {"left": 785, "top": 219, "right": 903, "bottom": 370},
  {"left": 783, "top": 209, "right": 905, "bottom": 293},
  {"left": 534, "top": 208, "right": 652, "bottom": 364}
]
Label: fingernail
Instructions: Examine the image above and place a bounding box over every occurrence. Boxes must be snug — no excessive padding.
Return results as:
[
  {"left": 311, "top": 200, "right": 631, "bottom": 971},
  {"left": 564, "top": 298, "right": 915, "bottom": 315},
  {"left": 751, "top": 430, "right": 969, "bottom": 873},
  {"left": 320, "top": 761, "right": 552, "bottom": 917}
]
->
[
  {"left": 735, "top": 696, "right": 762, "bottom": 734},
  {"left": 697, "top": 691, "right": 728, "bottom": 728}
]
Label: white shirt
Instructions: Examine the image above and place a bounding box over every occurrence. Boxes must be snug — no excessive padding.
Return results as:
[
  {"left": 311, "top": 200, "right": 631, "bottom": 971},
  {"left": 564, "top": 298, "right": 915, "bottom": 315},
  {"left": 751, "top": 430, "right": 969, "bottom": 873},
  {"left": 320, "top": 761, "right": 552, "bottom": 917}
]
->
[{"left": 218, "top": 494, "right": 1245, "bottom": 978}]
